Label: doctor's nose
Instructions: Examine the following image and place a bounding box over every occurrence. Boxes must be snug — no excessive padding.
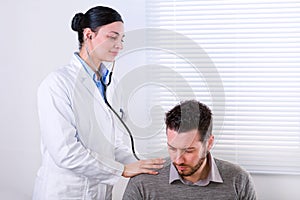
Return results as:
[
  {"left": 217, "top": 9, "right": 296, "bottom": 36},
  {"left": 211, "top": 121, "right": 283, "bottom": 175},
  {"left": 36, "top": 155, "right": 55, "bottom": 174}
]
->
[{"left": 114, "top": 40, "right": 123, "bottom": 50}]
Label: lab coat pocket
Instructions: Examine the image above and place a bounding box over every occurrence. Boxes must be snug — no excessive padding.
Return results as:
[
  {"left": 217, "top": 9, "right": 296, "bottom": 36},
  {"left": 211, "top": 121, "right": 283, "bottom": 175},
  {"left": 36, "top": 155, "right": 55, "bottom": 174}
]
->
[{"left": 46, "top": 171, "right": 86, "bottom": 199}]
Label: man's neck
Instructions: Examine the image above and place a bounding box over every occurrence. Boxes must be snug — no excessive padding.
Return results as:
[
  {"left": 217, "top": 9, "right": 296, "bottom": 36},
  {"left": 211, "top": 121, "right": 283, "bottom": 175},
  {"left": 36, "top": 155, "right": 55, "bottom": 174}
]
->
[{"left": 183, "top": 157, "right": 210, "bottom": 183}]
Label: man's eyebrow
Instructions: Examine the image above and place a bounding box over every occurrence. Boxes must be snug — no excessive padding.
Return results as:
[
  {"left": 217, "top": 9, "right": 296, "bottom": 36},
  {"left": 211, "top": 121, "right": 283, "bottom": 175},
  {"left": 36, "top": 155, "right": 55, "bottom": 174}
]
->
[
  {"left": 167, "top": 143, "right": 176, "bottom": 149},
  {"left": 167, "top": 143, "right": 195, "bottom": 151}
]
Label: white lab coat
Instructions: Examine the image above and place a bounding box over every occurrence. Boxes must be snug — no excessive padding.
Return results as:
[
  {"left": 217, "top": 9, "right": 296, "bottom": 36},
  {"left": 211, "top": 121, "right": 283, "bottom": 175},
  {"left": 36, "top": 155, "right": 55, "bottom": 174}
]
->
[{"left": 33, "top": 54, "right": 136, "bottom": 200}]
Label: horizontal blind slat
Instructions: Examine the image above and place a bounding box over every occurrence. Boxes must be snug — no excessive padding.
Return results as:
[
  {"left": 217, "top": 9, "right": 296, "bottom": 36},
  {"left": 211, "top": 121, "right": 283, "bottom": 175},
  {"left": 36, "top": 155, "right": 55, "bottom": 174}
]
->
[{"left": 145, "top": 0, "right": 300, "bottom": 174}]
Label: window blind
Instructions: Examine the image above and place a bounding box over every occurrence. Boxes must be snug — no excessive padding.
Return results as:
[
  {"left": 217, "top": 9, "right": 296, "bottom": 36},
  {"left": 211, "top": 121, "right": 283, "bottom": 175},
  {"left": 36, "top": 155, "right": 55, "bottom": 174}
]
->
[{"left": 143, "top": 0, "right": 300, "bottom": 174}]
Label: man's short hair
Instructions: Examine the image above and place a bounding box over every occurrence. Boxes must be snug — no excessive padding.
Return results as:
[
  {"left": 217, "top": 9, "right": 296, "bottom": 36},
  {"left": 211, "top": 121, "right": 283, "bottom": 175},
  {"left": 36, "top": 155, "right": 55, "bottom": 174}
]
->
[{"left": 165, "top": 100, "right": 213, "bottom": 142}]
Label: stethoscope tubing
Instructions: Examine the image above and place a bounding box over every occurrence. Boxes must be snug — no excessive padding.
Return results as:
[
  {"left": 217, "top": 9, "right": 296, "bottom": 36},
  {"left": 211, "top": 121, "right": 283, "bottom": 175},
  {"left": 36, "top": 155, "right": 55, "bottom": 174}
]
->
[
  {"left": 101, "top": 71, "right": 140, "bottom": 161},
  {"left": 85, "top": 48, "right": 140, "bottom": 160}
]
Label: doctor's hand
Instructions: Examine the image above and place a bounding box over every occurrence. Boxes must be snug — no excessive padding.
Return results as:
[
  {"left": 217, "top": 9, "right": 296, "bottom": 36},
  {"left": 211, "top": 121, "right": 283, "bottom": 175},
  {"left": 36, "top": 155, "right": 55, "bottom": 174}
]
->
[{"left": 122, "top": 158, "right": 165, "bottom": 178}]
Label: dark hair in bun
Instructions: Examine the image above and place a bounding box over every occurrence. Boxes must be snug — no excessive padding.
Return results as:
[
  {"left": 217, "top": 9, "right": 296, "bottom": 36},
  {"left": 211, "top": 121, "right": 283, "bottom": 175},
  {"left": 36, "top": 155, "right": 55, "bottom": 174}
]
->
[
  {"left": 71, "top": 13, "right": 85, "bottom": 32},
  {"left": 71, "top": 6, "right": 123, "bottom": 49}
]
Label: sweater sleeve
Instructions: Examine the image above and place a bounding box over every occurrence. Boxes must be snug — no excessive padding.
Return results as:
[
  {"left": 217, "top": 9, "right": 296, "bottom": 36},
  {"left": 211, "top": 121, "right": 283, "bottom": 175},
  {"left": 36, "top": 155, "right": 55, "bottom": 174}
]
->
[{"left": 239, "top": 172, "right": 258, "bottom": 200}]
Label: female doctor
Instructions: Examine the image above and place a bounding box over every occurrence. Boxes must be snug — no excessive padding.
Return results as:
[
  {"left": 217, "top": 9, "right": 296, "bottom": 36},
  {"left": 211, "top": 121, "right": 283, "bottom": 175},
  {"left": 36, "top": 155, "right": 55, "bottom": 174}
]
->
[{"left": 33, "top": 6, "right": 164, "bottom": 200}]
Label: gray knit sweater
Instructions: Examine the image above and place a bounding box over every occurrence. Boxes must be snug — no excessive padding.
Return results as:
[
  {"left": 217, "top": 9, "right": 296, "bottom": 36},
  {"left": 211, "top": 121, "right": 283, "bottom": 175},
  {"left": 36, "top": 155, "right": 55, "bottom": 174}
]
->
[{"left": 122, "top": 158, "right": 257, "bottom": 200}]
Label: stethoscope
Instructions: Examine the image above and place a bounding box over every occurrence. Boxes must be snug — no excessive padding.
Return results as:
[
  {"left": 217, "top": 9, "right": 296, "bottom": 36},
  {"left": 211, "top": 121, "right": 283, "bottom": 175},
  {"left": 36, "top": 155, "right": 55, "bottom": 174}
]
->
[
  {"left": 85, "top": 44, "right": 140, "bottom": 161},
  {"left": 99, "top": 61, "right": 140, "bottom": 161}
]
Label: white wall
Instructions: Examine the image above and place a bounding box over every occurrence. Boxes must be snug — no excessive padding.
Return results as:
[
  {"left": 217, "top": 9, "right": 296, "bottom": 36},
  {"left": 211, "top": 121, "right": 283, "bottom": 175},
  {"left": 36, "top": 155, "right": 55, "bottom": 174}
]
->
[
  {"left": 0, "top": 0, "right": 299, "bottom": 199},
  {"left": 252, "top": 174, "right": 300, "bottom": 200},
  {"left": 0, "top": 0, "right": 146, "bottom": 199}
]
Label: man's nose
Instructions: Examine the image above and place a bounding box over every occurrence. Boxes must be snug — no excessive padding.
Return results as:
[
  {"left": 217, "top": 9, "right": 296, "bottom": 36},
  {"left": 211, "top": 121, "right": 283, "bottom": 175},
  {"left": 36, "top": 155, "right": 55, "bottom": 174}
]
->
[{"left": 174, "top": 151, "right": 185, "bottom": 164}]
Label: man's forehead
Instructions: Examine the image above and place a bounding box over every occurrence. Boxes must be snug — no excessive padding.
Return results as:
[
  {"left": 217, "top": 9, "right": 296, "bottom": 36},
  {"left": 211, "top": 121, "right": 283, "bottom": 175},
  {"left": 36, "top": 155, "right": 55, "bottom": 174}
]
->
[{"left": 167, "top": 128, "right": 200, "bottom": 147}]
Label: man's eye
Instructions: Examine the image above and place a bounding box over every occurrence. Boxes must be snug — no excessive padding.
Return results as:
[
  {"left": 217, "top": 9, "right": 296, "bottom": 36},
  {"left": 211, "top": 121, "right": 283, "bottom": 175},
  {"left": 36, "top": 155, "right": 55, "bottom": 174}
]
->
[
  {"left": 185, "top": 150, "right": 194, "bottom": 153},
  {"left": 168, "top": 147, "right": 176, "bottom": 151}
]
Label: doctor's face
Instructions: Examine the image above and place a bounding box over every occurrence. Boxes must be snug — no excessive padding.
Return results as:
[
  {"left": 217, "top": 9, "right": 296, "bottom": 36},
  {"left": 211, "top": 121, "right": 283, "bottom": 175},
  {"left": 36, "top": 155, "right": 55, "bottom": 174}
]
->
[
  {"left": 167, "top": 128, "right": 212, "bottom": 178},
  {"left": 89, "top": 21, "right": 124, "bottom": 63}
]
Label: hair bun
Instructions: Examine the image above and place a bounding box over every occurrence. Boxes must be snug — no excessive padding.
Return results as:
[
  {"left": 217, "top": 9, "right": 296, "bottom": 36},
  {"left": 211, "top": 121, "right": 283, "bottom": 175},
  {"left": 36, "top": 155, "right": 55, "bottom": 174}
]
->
[{"left": 71, "top": 13, "right": 84, "bottom": 32}]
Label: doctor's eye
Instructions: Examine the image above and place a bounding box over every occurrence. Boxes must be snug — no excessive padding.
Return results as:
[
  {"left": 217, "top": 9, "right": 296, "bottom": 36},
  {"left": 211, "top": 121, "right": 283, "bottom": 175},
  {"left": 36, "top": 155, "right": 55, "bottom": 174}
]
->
[
  {"left": 108, "top": 35, "right": 118, "bottom": 41},
  {"left": 107, "top": 35, "right": 124, "bottom": 43}
]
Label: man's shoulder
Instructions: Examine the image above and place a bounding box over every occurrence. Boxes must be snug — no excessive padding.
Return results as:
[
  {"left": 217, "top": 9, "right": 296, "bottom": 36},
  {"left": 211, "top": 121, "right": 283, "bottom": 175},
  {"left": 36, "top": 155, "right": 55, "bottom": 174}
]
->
[
  {"left": 129, "top": 161, "right": 171, "bottom": 184},
  {"left": 123, "top": 161, "right": 173, "bottom": 199},
  {"left": 214, "top": 158, "right": 251, "bottom": 180},
  {"left": 215, "top": 158, "right": 243, "bottom": 170}
]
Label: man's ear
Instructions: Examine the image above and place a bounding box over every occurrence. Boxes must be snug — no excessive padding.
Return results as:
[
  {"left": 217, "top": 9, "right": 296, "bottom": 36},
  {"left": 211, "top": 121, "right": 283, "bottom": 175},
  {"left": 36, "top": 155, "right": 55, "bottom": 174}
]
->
[{"left": 207, "top": 135, "right": 214, "bottom": 151}]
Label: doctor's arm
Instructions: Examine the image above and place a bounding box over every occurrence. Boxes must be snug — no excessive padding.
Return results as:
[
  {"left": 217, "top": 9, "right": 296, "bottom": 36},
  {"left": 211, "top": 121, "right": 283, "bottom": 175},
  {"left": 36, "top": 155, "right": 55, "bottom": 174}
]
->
[
  {"left": 39, "top": 73, "right": 164, "bottom": 182},
  {"left": 114, "top": 122, "right": 165, "bottom": 177},
  {"left": 111, "top": 79, "right": 165, "bottom": 177}
]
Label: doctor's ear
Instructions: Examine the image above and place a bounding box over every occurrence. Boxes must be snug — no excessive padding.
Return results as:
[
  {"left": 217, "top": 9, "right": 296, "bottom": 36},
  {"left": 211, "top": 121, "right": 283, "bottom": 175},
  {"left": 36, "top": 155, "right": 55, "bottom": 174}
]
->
[
  {"left": 83, "top": 28, "right": 93, "bottom": 40},
  {"left": 85, "top": 34, "right": 92, "bottom": 40}
]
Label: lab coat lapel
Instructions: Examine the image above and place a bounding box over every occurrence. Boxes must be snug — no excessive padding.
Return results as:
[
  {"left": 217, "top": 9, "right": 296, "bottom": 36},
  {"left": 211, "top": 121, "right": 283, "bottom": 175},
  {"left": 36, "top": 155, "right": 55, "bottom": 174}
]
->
[
  {"left": 70, "top": 53, "right": 105, "bottom": 106},
  {"left": 72, "top": 58, "right": 115, "bottom": 155},
  {"left": 77, "top": 67, "right": 106, "bottom": 107}
]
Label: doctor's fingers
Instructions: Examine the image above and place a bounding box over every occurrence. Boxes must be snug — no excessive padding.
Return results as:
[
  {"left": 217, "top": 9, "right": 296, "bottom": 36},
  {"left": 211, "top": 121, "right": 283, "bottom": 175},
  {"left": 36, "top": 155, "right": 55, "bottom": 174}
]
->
[
  {"left": 122, "top": 159, "right": 165, "bottom": 177},
  {"left": 139, "top": 158, "right": 166, "bottom": 169}
]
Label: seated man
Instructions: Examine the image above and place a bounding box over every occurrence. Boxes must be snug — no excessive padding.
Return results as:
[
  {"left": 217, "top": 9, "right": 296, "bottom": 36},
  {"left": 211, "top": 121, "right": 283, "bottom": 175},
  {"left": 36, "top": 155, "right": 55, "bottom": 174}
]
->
[{"left": 123, "top": 99, "right": 257, "bottom": 200}]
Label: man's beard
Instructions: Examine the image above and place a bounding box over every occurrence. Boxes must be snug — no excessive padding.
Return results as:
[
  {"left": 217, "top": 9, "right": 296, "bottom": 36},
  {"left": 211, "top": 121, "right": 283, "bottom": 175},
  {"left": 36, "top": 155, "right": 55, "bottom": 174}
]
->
[{"left": 174, "top": 154, "right": 208, "bottom": 177}]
